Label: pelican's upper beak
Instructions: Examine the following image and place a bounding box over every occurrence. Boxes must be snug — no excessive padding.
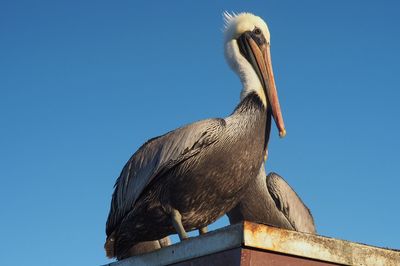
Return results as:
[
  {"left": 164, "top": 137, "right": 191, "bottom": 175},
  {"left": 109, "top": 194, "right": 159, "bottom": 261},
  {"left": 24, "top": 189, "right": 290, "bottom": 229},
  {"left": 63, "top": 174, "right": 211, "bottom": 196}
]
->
[{"left": 237, "top": 32, "right": 286, "bottom": 138}]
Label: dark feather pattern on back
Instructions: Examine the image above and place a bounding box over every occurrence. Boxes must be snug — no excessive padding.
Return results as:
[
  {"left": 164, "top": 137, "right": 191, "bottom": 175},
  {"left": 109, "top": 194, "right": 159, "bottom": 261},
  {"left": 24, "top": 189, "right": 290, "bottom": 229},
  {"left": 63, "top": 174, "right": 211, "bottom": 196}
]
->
[{"left": 106, "top": 118, "right": 225, "bottom": 236}]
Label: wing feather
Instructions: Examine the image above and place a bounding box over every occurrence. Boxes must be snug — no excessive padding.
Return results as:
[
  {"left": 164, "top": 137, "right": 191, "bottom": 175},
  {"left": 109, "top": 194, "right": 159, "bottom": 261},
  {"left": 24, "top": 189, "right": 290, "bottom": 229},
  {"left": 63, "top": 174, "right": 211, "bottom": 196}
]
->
[
  {"left": 266, "top": 172, "right": 316, "bottom": 234},
  {"left": 106, "top": 118, "right": 225, "bottom": 236}
]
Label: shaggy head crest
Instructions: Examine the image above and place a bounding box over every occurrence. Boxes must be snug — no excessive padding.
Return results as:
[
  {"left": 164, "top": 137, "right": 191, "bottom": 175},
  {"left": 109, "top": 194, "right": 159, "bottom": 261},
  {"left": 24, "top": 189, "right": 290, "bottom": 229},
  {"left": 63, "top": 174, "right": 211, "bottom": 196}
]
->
[{"left": 223, "top": 12, "right": 271, "bottom": 43}]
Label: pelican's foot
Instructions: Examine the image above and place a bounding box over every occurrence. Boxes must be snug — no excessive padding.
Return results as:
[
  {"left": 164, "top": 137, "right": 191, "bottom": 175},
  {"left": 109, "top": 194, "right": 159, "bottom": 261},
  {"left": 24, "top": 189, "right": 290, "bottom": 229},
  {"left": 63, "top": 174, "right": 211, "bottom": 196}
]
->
[{"left": 171, "top": 208, "right": 188, "bottom": 241}]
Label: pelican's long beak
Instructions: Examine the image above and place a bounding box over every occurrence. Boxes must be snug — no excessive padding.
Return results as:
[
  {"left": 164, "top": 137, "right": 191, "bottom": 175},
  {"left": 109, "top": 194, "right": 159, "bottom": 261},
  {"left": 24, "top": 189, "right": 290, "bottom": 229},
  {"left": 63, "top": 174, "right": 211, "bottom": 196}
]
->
[{"left": 237, "top": 32, "right": 286, "bottom": 138}]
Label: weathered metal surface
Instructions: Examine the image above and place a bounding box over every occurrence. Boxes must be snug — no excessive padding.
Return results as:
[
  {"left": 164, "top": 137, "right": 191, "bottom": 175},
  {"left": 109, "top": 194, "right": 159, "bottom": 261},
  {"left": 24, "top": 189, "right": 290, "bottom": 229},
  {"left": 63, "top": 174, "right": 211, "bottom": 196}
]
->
[
  {"left": 104, "top": 222, "right": 400, "bottom": 266},
  {"left": 243, "top": 221, "right": 400, "bottom": 266},
  {"left": 240, "top": 248, "right": 340, "bottom": 266},
  {"left": 103, "top": 223, "right": 243, "bottom": 266}
]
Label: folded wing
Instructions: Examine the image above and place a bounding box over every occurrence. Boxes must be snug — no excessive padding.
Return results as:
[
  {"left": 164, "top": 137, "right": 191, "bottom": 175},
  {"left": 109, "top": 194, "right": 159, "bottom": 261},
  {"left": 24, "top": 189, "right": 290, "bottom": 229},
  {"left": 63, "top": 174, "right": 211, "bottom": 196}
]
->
[
  {"left": 267, "top": 172, "right": 316, "bottom": 234},
  {"left": 106, "top": 118, "right": 225, "bottom": 236}
]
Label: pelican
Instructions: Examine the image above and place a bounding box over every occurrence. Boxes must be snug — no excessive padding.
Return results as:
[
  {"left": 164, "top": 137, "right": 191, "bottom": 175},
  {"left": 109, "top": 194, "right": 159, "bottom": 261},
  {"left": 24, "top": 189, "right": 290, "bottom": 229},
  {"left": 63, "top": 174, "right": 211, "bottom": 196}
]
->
[
  {"left": 228, "top": 165, "right": 316, "bottom": 234},
  {"left": 105, "top": 12, "right": 286, "bottom": 260}
]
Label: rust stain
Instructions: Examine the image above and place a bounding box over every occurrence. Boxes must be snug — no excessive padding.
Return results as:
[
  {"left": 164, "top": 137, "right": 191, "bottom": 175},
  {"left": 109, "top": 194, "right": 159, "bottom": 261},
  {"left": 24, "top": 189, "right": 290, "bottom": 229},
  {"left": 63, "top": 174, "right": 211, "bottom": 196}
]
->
[
  {"left": 244, "top": 221, "right": 291, "bottom": 251},
  {"left": 244, "top": 221, "right": 263, "bottom": 235}
]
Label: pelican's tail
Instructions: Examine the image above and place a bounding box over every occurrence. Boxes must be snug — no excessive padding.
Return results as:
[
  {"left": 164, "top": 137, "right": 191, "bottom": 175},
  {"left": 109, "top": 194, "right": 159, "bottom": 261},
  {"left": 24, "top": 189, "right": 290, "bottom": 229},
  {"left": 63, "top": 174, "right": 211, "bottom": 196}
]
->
[{"left": 104, "top": 232, "right": 115, "bottom": 258}]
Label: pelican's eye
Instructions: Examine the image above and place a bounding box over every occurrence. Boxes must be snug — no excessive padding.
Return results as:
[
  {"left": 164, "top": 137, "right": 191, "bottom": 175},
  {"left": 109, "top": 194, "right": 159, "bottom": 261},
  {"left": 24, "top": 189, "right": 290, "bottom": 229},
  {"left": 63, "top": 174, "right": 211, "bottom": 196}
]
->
[
  {"left": 251, "top": 28, "right": 266, "bottom": 46},
  {"left": 254, "top": 28, "right": 262, "bottom": 35}
]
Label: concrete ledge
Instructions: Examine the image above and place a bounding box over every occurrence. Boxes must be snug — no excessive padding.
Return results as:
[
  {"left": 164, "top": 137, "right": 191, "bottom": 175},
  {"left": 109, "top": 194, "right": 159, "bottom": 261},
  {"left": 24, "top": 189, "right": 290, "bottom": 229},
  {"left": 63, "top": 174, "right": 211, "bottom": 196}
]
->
[{"left": 104, "top": 221, "right": 400, "bottom": 266}]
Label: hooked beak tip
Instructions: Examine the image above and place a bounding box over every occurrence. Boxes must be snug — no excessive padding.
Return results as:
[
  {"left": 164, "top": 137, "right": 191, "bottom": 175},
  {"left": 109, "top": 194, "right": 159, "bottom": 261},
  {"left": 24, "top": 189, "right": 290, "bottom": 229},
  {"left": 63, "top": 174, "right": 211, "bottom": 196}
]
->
[{"left": 279, "top": 129, "right": 286, "bottom": 138}]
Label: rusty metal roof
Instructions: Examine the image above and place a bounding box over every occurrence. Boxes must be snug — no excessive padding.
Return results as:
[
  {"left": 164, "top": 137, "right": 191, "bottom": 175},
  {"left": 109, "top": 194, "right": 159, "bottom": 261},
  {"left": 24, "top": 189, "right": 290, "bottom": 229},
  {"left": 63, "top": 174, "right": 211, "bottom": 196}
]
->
[{"left": 104, "top": 221, "right": 400, "bottom": 266}]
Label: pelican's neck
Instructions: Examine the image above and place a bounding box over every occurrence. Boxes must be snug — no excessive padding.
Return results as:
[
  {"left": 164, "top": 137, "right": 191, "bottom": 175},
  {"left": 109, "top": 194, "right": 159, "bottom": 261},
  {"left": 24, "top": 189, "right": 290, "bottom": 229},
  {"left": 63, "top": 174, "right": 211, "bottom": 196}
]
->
[{"left": 225, "top": 39, "right": 267, "bottom": 107}]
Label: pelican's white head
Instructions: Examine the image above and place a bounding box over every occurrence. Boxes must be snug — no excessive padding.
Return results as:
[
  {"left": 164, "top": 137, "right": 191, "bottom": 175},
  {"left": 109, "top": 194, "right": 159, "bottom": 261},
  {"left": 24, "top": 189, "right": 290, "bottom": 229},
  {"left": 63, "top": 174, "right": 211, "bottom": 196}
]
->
[
  {"left": 224, "top": 12, "right": 270, "bottom": 47},
  {"left": 223, "top": 12, "right": 286, "bottom": 138}
]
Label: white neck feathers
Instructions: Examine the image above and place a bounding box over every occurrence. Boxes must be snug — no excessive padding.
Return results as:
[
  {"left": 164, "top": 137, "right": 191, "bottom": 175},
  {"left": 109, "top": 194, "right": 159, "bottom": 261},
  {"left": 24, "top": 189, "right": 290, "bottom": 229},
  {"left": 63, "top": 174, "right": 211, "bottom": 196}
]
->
[{"left": 225, "top": 39, "right": 267, "bottom": 106}]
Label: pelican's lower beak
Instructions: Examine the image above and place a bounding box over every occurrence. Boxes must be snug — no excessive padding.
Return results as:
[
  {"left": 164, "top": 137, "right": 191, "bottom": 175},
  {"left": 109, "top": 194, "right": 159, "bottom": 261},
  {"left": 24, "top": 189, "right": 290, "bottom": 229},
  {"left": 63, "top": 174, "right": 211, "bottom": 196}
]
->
[{"left": 237, "top": 33, "right": 286, "bottom": 138}]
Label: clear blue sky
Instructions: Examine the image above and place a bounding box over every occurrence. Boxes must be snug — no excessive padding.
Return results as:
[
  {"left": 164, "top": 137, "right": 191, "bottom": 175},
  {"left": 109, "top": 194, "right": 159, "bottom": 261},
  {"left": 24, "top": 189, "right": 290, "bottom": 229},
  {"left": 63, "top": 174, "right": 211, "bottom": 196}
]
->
[{"left": 1, "top": 1, "right": 399, "bottom": 265}]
